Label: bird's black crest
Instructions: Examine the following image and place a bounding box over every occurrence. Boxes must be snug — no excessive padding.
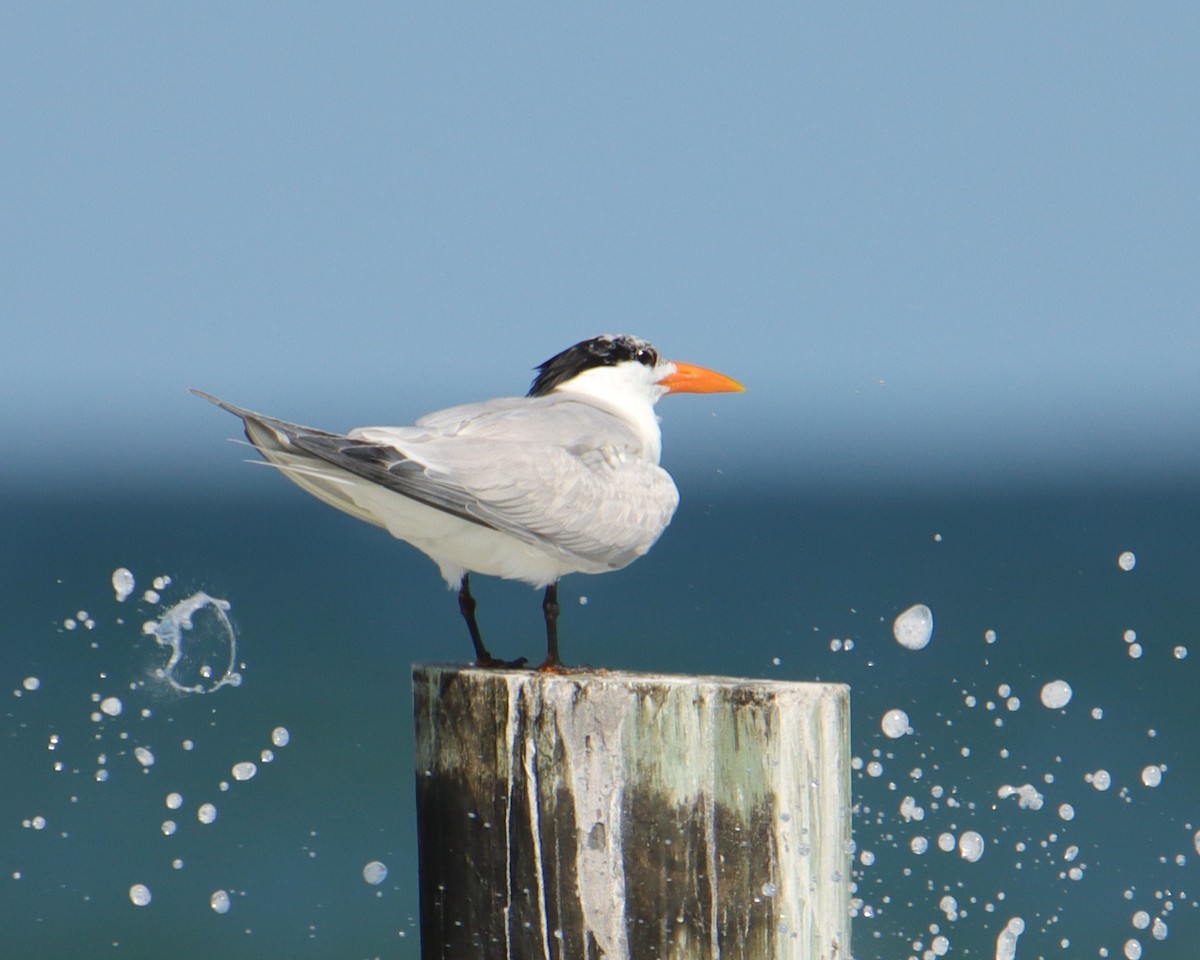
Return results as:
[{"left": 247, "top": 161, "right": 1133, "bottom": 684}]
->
[{"left": 527, "top": 335, "right": 660, "bottom": 398}]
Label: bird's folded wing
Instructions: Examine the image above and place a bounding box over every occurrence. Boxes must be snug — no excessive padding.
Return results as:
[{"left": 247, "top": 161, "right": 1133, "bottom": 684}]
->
[
  {"left": 296, "top": 432, "right": 677, "bottom": 569},
  {"left": 192, "top": 391, "right": 676, "bottom": 570}
]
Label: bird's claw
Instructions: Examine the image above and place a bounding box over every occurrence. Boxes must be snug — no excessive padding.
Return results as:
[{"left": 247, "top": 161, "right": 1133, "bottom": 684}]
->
[{"left": 473, "top": 655, "right": 529, "bottom": 670}]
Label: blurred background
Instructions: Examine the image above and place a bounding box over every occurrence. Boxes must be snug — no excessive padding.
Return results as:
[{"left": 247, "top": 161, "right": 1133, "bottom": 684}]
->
[{"left": 3, "top": 5, "right": 1198, "bottom": 958}]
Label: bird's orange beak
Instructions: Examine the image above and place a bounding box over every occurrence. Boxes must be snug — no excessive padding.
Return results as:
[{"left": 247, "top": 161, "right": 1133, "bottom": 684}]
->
[{"left": 658, "top": 361, "right": 746, "bottom": 395}]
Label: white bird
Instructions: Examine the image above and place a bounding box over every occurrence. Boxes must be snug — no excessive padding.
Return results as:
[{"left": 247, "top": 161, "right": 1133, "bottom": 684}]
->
[{"left": 193, "top": 334, "right": 743, "bottom": 669}]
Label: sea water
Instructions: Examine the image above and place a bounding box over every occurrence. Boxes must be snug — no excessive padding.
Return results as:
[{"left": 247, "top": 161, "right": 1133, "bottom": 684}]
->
[{"left": 2, "top": 476, "right": 1198, "bottom": 958}]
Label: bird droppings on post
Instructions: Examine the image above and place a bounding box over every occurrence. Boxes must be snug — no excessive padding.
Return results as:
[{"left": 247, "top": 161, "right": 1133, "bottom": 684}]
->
[{"left": 413, "top": 665, "right": 851, "bottom": 960}]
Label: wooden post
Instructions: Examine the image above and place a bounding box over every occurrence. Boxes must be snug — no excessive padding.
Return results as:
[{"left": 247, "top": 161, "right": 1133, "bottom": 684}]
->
[{"left": 413, "top": 665, "right": 851, "bottom": 960}]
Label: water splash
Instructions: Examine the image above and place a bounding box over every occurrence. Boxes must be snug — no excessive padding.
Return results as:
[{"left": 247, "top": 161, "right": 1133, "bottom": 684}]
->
[{"left": 143, "top": 592, "right": 240, "bottom": 694}]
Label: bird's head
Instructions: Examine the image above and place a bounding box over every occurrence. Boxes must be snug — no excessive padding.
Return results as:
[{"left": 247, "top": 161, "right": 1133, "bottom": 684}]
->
[{"left": 527, "top": 334, "right": 745, "bottom": 402}]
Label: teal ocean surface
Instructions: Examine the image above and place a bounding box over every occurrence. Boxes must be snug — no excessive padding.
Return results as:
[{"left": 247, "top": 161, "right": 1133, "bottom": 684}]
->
[{"left": 3, "top": 476, "right": 1199, "bottom": 959}]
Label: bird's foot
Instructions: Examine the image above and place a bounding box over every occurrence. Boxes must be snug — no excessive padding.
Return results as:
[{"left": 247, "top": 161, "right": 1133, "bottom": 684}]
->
[
  {"left": 473, "top": 654, "right": 529, "bottom": 670},
  {"left": 534, "top": 657, "right": 572, "bottom": 674}
]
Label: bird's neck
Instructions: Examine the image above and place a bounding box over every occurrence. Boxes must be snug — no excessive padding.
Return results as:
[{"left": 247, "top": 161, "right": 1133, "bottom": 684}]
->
[{"left": 553, "top": 370, "right": 666, "bottom": 463}]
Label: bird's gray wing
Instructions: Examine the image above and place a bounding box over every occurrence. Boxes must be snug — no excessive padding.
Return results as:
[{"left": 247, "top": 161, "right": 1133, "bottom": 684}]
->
[
  {"left": 194, "top": 391, "right": 677, "bottom": 569},
  {"left": 412, "top": 436, "right": 679, "bottom": 569},
  {"left": 192, "top": 390, "right": 511, "bottom": 534},
  {"left": 355, "top": 395, "right": 679, "bottom": 567}
]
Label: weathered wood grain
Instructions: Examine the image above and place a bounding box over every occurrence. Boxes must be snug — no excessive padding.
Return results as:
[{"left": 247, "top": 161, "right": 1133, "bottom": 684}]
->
[{"left": 414, "top": 665, "right": 850, "bottom": 960}]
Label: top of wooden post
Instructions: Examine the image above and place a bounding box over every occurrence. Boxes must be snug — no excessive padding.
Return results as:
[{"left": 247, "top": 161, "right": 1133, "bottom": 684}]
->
[{"left": 412, "top": 663, "right": 851, "bottom": 960}]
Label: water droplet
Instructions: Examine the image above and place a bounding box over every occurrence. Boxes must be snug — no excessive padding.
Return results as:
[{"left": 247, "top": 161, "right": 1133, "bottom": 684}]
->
[
  {"left": 128, "top": 884, "right": 152, "bottom": 907},
  {"left": 899, "top": 795, "right": 925, "bottom": 822},
  {"left": 881, "top": 708, "right": 912, "bottom": 739},
  {"left": 363, "top": 861, "right": 388, "bottom": 885},
  {"left": 271, "top": 726, "right": 291, "bottom": 747},
  {"left": 112, "top": 568, "right": 135, "bottom": 602},
  {"left": 197, "top": 803, "right": 217, "bottom": 824},
  {"left": 958, "top": 830, "right": 985, "bottom": 862},
  {"left": 1117, "top": 551, "right": 1136, "bottom": 571},
  {"left": 1039, "top": 680, "right": 1072, "bottom": 709},
  {"left": 210, "top": 889, "right": 231, "bottom": 914},
  {"left": 893, "top": 604, "right": 933, "bottom": 650},
  {"left": 232, "top": 762, "right": 257, "bottom": 782},
  {"left": 996, "top": 917, "right": 1025, "bottom": 960},
  {"left": 99, "top": 696, "right": 123, "bottom": 717},
  {"left": 1141, "top": 765, "right": 1163, "bottom": 788},
  {"left": 1087, "top": 770, "right": 1112, "bottom": 791},
  {"left": 997, "top": 783, "right": 1045, "bottom": 810}
]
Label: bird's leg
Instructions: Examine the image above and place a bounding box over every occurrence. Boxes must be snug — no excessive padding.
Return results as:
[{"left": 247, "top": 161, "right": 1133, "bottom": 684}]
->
[
  {"left": 457, "top": 575, "right": 489, "bottom": 660},
  {"left": 536, "top": 581, "right": 565, "bottom": 672},
  {"left": 458, "top": 575, "right": 526, "bottom": 668}
]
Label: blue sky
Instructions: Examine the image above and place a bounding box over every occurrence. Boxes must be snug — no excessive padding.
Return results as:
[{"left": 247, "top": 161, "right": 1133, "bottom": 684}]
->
[{"left": 4, "top": 5, "right": 1197, "bottom": 491}]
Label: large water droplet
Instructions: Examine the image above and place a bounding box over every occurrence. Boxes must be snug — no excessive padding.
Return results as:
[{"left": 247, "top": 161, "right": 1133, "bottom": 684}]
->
[
  {"left": 1039, "top": 680, "right": 1073, "bottom": 709},
  {"left": 893, "top": 604, "right": 933, "bottom": 650}
]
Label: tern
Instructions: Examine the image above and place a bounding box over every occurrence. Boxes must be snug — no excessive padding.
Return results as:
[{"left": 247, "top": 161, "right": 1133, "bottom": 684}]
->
[{"left": 194, "top": 334, "right": 743, "bottom": 669}]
